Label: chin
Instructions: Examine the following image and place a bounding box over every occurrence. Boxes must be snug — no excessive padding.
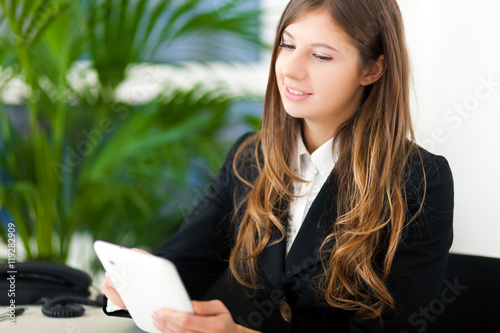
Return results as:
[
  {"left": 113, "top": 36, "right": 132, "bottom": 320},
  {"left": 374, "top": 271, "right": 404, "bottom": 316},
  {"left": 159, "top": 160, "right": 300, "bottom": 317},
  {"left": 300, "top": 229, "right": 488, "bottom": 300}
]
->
[{"left": 282, "top": 106, "right": 308, "bottom": 119}]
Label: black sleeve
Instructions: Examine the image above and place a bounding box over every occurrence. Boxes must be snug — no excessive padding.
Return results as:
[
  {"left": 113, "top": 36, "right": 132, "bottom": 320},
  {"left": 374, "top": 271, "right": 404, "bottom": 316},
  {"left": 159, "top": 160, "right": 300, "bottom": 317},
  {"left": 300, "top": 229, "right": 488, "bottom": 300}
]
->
[
  {"left": 102, "top": 132, "right": 254, "bottom": 317},
  {"left": 349, "top": 153, "right": 454, "bottom": 333}
]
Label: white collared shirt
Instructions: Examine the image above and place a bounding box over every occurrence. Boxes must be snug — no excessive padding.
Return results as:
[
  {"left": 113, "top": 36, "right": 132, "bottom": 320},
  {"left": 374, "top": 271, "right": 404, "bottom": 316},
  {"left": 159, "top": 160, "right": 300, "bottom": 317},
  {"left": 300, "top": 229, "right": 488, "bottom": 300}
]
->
[{"left": 286, "top": 134, "right": 336, "bottom": 254}]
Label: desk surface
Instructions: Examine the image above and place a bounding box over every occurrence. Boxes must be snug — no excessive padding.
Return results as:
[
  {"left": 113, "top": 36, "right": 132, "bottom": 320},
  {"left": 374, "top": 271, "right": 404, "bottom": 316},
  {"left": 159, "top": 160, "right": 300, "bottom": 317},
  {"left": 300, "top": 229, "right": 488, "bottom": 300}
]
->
[{"left": 2, "top": 305, "right": 143, "bottom": 333}]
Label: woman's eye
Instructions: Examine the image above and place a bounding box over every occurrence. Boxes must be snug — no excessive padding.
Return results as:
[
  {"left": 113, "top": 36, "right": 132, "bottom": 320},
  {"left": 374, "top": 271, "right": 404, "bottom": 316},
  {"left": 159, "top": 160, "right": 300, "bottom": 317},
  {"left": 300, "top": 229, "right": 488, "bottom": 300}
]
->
[
  {"left": 279, "top": 43, "right": 295, "bottom": 50},
  {"left": 314, "top": 54, "right": 333, "bottom": 62},
  {"left": 278, "top": 43, "right": 333, "bottom": 62}
]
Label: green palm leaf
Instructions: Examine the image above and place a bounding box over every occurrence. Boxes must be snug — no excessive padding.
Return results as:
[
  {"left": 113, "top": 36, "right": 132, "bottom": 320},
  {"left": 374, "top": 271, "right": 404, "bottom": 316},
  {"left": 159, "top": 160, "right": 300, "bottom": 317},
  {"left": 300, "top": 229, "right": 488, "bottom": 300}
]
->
[
  {"left": 0, "top": 0, "right": 70, "bottom": 51},
  {"left": 85, "top": 0, "right": 262, "bottom": 92}
]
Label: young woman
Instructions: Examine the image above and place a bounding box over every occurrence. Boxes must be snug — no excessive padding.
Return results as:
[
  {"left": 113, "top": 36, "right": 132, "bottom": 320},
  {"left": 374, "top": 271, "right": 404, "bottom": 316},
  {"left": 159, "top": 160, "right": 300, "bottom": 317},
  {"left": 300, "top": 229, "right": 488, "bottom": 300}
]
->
[{"left": 102, "top": 0, "right": 454, "bottom": 332}]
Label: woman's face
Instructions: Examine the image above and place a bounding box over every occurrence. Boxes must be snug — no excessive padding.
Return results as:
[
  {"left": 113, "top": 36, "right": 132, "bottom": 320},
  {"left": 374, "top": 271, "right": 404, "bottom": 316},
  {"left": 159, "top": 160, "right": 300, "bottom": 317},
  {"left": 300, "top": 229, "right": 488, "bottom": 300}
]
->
[{"left": 275, "top": 8, "right": 367, "bottom": 131}]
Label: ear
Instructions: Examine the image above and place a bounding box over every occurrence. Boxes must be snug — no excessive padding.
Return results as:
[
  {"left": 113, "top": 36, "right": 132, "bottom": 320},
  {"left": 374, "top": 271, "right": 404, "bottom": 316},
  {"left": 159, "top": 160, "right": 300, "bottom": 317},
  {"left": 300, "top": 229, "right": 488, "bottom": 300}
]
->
[{"left": 360, "top": 55, "right": 386, "bottom": 86}]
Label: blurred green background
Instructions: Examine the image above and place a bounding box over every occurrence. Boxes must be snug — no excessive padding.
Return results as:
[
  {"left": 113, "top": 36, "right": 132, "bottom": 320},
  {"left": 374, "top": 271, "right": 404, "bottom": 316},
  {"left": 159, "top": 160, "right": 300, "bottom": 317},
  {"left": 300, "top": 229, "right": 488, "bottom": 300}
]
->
[{"left": 0, "top": 0, "right": 264, "bottom": 269}]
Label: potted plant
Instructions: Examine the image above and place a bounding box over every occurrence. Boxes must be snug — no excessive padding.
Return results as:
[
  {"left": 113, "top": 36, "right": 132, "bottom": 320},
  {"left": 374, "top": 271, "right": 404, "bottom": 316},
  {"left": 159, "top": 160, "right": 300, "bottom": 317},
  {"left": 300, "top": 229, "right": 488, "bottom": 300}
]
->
[{"left": 0, "top": 0, "right": 263, "bottom": 267}]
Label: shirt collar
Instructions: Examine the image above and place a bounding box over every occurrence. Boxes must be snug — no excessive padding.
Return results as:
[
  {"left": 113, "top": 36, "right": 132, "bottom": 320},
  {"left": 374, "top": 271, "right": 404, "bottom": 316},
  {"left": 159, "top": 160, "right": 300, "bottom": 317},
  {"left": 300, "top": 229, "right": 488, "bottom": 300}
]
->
[{"left": 295, "top": 132, "right": 336, "bottom": 180}]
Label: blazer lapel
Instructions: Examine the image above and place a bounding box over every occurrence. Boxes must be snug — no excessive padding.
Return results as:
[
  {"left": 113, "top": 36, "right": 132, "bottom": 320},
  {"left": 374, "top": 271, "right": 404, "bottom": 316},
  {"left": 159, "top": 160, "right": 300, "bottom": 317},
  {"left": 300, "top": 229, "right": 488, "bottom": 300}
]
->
[
  {"left": 258, "top": 227, "right": 287, "bottom": 290},
  {"left": 284, "top": 171, "right": 338, "bottom": 280}
]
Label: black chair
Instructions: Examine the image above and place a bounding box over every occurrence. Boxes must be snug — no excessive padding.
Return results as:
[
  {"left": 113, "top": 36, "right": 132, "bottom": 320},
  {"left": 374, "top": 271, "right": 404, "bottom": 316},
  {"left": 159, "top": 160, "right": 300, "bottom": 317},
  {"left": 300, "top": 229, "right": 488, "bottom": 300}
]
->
[{"left": 427, "top": 253, "right": 500, "bottom": 332}]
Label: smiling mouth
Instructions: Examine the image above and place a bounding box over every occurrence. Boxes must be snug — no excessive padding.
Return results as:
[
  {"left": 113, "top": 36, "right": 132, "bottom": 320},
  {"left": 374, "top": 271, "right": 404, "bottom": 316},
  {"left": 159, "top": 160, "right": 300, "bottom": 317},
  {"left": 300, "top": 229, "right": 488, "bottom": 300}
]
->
[
  {"left": 286, "top": 86, "right": 311, "bottom": 96},
  {"left": 283, "top": 85, "right": 313, "bottom": 102}
]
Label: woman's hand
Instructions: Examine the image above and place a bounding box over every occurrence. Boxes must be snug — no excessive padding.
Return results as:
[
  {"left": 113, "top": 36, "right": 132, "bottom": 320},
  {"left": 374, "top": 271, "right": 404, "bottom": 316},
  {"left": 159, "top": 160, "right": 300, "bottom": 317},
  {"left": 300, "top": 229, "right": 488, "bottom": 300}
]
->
[
  {"left": 152, "top": 300, "right": 259, "bottom": 333},
  {"left": 100, "top": 248, "right": 152, "bottom": 309}
]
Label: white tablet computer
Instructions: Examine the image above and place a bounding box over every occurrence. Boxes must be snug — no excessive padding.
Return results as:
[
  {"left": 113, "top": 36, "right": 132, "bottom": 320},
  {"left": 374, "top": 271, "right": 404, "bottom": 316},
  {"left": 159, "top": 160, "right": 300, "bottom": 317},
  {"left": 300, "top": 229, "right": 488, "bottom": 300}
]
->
[{"left": 94, "top": 240, "right": 194, "bottom": 333}]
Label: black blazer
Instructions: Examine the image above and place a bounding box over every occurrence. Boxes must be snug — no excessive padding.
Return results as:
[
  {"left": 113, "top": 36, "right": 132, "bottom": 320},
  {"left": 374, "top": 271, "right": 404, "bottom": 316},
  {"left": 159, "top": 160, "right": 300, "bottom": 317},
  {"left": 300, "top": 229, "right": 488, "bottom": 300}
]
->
[{"left": 107, "top": 132, "right": 454, "bottom": 333}]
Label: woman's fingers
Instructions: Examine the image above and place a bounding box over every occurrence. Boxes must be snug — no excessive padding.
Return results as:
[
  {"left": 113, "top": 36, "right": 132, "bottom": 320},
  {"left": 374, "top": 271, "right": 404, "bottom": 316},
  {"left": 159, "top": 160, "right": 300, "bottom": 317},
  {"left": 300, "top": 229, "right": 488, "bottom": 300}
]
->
[
  {"left": 192, "top": 300, "right": 230, "bottom": 316},
  {"left": 153, "top": 300, "right": 236, "bottom": 333},
  {"left": 130, "top": 248, "right": 152, "bottom": 255},
  {"left": 153, "top": 309, "right": 203, "bottom": 333}
]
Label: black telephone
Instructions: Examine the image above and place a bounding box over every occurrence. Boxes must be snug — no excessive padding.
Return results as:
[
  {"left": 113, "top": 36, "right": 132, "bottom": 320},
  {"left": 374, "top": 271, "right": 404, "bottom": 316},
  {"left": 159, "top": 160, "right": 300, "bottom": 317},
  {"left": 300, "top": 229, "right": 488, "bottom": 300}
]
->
[{"left": 0, "top": 261, "right": 102, "bottom": 317}]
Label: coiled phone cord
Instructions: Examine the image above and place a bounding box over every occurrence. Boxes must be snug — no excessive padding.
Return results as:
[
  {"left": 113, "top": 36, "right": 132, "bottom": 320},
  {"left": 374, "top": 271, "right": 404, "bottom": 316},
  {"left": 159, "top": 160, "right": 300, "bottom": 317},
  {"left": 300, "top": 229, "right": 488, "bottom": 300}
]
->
[{"left": 41, "top": 295, "right": 103, "bottom": 318}]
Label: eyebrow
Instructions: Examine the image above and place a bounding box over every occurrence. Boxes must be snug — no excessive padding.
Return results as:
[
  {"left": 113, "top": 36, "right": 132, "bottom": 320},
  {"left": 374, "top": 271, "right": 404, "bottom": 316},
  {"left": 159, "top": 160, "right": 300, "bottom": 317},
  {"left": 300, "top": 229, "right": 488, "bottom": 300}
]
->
[{"left": 283, "top": 30, "right": 341, "bottom": 53}]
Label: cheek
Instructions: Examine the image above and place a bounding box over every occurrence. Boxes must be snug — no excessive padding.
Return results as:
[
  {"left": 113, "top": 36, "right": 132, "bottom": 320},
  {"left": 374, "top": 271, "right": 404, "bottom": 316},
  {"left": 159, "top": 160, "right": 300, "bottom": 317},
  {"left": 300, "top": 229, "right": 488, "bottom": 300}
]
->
[{"left": 316, "top": 67, "right": 360, "bottom": 97}]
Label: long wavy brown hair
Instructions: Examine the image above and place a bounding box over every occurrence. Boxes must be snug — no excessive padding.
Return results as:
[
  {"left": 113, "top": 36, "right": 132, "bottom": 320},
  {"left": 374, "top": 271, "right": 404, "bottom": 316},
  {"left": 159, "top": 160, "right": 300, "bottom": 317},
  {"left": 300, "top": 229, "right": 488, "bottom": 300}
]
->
[{"left": 229, "top": 0, "right": 424, "bottom": 320}]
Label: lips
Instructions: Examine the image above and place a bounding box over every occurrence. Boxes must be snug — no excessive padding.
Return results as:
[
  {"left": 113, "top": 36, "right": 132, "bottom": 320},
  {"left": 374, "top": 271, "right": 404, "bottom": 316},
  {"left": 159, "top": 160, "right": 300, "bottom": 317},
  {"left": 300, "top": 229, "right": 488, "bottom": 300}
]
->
[{"left": 283, "top": 85, "right": 313, "bottom": 102}]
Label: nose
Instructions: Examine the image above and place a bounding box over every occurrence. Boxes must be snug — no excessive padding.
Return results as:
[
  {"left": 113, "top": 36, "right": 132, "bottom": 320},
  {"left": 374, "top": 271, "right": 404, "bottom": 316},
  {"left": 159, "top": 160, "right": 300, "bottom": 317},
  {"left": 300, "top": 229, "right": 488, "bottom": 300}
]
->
[{"left": 280, "top": 51, "right": 307, "bottom": 81}]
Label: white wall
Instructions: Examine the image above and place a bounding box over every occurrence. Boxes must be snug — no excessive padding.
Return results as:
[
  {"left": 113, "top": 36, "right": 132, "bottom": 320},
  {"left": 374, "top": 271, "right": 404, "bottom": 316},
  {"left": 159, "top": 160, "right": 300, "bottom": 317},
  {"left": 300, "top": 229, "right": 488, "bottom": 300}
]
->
[{"left": 399, "top": 0, "right": 500, "bottom": 258}]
